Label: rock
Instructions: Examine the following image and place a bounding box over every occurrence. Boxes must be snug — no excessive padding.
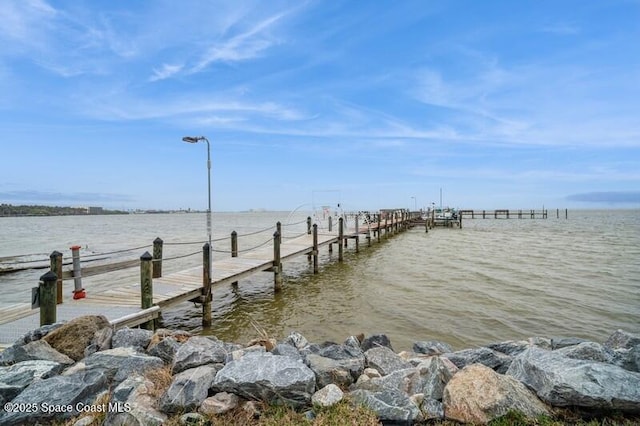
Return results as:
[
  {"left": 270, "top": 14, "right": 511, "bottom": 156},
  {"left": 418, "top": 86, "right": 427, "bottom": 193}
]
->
[
  {"left": 555, "top": 341, "right": 613, "bottom": 363},
  {"left": 226, "top": 345, "right": 265, "bottom": 363},
  {"left": 361, "top": 334, "right": 393, "bottom": 351},
  {"left": 14, "top": 322, "right": 66, "bottom": 346},
  {"left": 413, "top": 340, "right": 453, "bottom": 355},
  {"left": 147, "top": 336, "right": 181, "bottom": 365},
  {"left": 112, "top": 327, "right": 153, "bottom": 352},
  {"left": 172, "top": 336, "right": 227, "bottom": 374},
  {"left": 344, "top": 335, "right": 362, "bottom": 350},
  {"left": 103, "top": 374, "right": 167, "bottom": 426},
  {"left": 179, "top": 412, "right": 209, "bottom": 425},
  {"left": 616, "top": 346, "right": 640, "bottom": 372},
  {"left": 443, "top": 347, "right": 512, "bottom": 373},
  {"left": 351, "top": 388, "right": 423, "bottom": 424},
  {"left": 213, "top": 352, "right": 315, "bottom": 408},
  {"left": 0, "top": 339, "right": 74, "bottom": 365},
  {"left": 444, "top": 363, "right": 550, "bottom": 425},
  {"left": 0, "top": 369, "right": 108, "bottom": 425},
  {"left": 604, "top": 329, "right": 640, "bottom": 350},
  {"left": 312, "top": 384, "right": 344, "bottom": 407},
  {"left": 507, "top": 346, "right": 640, "bottom": 413},
  {"left": 318, "top": 343, "right": 364, "bottom": 360},
  {"left": 84, "top": 327, "right": 113, "bottom": 358},
  {"left": 0, "top": 360, "right": 66, "bottom": 405},
  {"left": 418, "top": 356, "right": 458, "bottom": 400},
  {"left": 364, "top": 346, "right": 412, "bottom": 376},
  {"left": 43, "top": 315, "right": 110, "bottom": 361},
  {"left": 283, "top": 331, "right": 310, "bottom": 350},
  {"left": 306, "top": 354, "right": 363, "bottom": 388},
  {"left": 148, "top": 329, "right": 192, "bottom": 349},
  {"left": 551, "top": 336, "right": 589, "bottom": 350},
  {"left": 272, "top": 343, "right": 303, "bottom": 361},
  {"left": 160, "top": 365, "right": 218, "bottom": 414},
  {"left": 246, "top": 337, "right": 277, "bottom": 352},
  {"left": 84, "top": 346, "right": 164, "bottom": 385},
  {"left": 353, "top": 367, "right": 425, "bottom": 397},
  {"left": 422, "top": 397, "right": 445, "bottom": 420},
  {"left": 200, "top": 392, "right": 240, "bottom": 415},
  {"left": 485, "top": 340, "right": 530, "bottom": 357}
]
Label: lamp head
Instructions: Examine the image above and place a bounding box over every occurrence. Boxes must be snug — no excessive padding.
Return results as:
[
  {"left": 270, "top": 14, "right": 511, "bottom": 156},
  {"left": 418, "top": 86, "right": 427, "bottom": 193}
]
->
[{"left": 182, "top": 136, "right": 200, "bottom": 143}]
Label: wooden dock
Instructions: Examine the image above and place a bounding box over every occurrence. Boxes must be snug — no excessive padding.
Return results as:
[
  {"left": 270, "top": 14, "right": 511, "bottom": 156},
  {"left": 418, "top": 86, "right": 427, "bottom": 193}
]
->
[{"left": 0, "top": 212, "right": 415, "bottom": 347}]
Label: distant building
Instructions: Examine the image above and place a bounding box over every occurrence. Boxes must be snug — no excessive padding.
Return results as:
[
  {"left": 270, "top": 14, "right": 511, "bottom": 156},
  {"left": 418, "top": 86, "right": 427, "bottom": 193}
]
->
[{"left": 87, "top": 206, "right": 103, "bottom": 215}]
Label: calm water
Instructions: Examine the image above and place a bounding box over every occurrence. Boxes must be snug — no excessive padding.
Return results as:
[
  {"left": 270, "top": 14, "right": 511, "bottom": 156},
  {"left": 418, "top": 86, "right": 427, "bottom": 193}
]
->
[{"left": 1, "top": 210, "right": 638, "bottom": 351}]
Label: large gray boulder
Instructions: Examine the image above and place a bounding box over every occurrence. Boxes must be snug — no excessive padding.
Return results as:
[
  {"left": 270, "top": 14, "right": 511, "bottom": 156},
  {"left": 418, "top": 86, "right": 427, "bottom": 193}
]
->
[
  {"left": 306, "top": 354, "right": 363, "bottom": 388},
  {"left": 364, "top": 346, "right": 412, "bottom": 376},
  {"left": 0, "top": 369, "right": 108, "bottom": 425},
  {"left": 443, "top": 347, "right": 512, "bottom": 372},
  {"left": 213, "top": 352, "right": 315, "bottom": 408},
  {"left": 0, "top": 360, "right": 66, "bottom": 405},
  {"left": 84, "top": 347, "right": 164, "bottom": 385},
  {"left": 172, "top": 336, "right": 227, "bottom": 374},
  {"left": 0, "top": 339, "right": 74, "bottom": 366},
  {"left": 604, "top": 329, "right": 640, "bottom": 350},
  {"left": 507, "top": 347, "right": 640, "bottom": 413},
  {"left": 351, "top": 387, "right": 423, "bottom": 424},
  {"left": 444, "top": 363, "right": 550, "bottom": 425},
  {"left": 159, "top": 364, "right": 218, "bottom": 414},
  {"left": 112, "top": 328, "right": 153, "bottom": 353},
  {"left": 555, "top": 341, "right": 613, "bottom": 363},
  {"left": 413, "top": 340, "right": 453, "bottom": 356},
  {"left": 104, "top": 374, "right": 167, "bottom": 426}
]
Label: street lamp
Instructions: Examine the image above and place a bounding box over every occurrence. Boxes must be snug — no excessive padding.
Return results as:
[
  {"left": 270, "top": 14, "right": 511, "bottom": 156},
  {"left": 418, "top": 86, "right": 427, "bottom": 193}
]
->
[{"left": 182, "top": 136, "right": 212, "bottom": 270}]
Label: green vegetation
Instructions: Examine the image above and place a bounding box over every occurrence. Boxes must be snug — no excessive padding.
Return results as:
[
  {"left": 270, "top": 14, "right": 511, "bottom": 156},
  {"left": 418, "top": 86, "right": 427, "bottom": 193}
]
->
[{"left": 0, "top": 203, "right": 128, "bottom": 217}]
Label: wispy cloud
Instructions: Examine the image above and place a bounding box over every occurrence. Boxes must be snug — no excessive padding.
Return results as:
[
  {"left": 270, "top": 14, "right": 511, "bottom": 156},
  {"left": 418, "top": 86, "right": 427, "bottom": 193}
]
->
[
  {"left": 149, "top": 63, "right": 184, "bottom": 82},
  {"left": 193, "top": 12, "right": 287, "bottom": 72},
  {"left": 540, "top": 22, "right": 581, "bottom": 36}
]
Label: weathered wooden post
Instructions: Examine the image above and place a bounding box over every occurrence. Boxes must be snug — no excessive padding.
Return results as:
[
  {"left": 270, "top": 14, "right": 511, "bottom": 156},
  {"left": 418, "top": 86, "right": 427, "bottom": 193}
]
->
[
  {"left": 307, "top": 216, "right": 313, "bottom": 263},
  {"left": 377, "top": 214, "right": 381, "bottom": 242},
  {"left": 273, "top": 230, "right": 282, "bottom": 291},
  {"left": 313, "top": 224, "right": 319, "bottom": 274},
  {"left": 50, "top": 251, "right": 63, "bottom": 304},
  {"left": 152, "top": 237, "right": 163, "bottom": 278},
  {"left": 355, "top": 216, "right": 360, "bottom": 253},
  {"left": 202, "top": 243, "right": 212, "bottom": 327},
  {"left": 425, "top": 215, "right": 429, "bottom": 233},
  {"left": 140, "top": 251, "right": 154, "bottom": 330},
  {"left": 39, "top": 271, "right": 57, "bottom": 326},
  {"left": 565, "top": 208, "right": 568, "bottom": 219},
  {"left": 338, "top": 217, "right": 344, "bottom": 262},
  {"left": 328, "top": 216, "right": 333, "bottom": 253},
  {"left": 231, "top": 231, "right": 238, "bottom": 287}
]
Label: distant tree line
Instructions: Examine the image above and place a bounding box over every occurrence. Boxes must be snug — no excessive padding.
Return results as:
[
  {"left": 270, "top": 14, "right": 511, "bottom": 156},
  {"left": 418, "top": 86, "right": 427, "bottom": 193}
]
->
[{"left": 0, "top": 204, "right": 128, "bottom": 217}]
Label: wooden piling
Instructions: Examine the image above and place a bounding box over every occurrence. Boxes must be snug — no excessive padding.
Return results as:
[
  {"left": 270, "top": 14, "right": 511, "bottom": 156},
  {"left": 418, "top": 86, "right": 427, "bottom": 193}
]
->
[
  {"left": 355, "top": 216, "right": 360, "bottom": 253},
  {"left": 202, "top": 243, "right": 212, "bottom": 327},
  {"left": 273, "top": 230, "right": 282, "bottom": 291},
  {"left": 139, "top": 251, "right": 154, "bottom": 330},
  {"left": 152, "top": 237, "right": 163, "bottom": 278},
  {"left": 231, "top": 231, "right": 238, "bottom": 287},
  {"left": 49, "top": 251, "right": 63, "bottom": 304},
  {"left": 377, "top": 214, "right": 381, "bottom": 242},
  {"left": 39, "top": 271, "right": 57, "bottom": 326},
  {"left": 313, "top": 224, "right": 319, "bottom": 274},
  {"left": 338, "top": 217, "right": 344, "bottom": 262}
]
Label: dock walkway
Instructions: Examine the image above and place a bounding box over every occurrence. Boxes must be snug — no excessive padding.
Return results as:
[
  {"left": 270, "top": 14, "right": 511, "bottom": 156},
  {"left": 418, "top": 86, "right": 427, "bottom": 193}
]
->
[{"left": 0, "top": 215, "right": 409, "bottom": 347}]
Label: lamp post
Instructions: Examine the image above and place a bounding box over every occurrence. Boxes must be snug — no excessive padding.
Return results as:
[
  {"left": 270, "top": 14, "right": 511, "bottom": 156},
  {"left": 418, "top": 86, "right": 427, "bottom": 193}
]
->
[
  {"left": 411, "top": 196, "right": 417, "bottom": 212},
  {"left": 182, "top": 136, "right": 212, "bottom": 274}
]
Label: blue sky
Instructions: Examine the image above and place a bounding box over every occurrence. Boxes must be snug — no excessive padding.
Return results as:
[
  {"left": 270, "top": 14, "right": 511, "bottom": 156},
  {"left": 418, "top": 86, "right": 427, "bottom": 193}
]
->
[{"left": 1, "top": 0, "right": 639, "bottom": 212}]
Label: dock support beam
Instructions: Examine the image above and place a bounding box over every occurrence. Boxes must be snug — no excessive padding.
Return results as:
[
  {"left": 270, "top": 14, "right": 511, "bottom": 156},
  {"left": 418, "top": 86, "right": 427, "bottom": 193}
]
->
[
  {"left": 50, "top": 251, "right": 63, "bottom": 304},
  {"left": 202, "top": 243, "right": 212, "bottom": 327},
  {"left": 152, "top": 237, "right": 163, "bottom": 278},
  {"left": 313, "top": 224, "right": 319, "bottom": 274},
  {"left": 273, "top": 228, "right": 282, "bottom": 291},
  {"left": 39, "top": 271, "right": 57, "bottom": 326},
  {"left": 140, "top": 251, "right": 154, "bottom": 330},
  {"left": 338, "top": 217, "right": 344, "bottom": 262},
  {"left": 231, "top": 231, "right": 238, "bottom": 287},
  {"left": 355, "top": 216, "right": 360, "bottom": 253}
]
